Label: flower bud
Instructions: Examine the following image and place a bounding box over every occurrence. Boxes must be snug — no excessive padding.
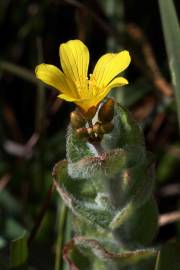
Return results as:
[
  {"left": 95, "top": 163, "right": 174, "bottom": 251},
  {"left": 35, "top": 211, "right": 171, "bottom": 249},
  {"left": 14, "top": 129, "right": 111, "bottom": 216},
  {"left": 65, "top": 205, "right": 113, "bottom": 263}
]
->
[
  {"left": 87, "top": 127, "right": 94, "bottom": 135},
  {"left": 93, "top": 122, "right": 102, "bottom": 134},
  {"left": 101, "top": 122, "right": 114, "bottom": 133},
  {"left": 70, "top": 111, "right": 85, "bottom": 129},
  {"left": 76, "top": 127, "right": 89, "bottom": 138},
  {"left": 93, "top": 122, "right": 114, "bottom": 134},
  {"left": 80, "top": 106, "right": 97, "bottom": 120},
  {"left": 98, "top": 98, "right": 114, "bottom": 123}
]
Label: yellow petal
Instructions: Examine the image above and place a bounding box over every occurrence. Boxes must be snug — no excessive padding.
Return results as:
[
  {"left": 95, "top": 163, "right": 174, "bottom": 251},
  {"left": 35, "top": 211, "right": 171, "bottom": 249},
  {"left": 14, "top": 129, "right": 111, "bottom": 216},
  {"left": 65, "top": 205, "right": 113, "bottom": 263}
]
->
[
  {"left": 65, "top": 77, "right": 128, "bottom": 111},
  {"left": 58, "top": 93, "right": 77, "bottom": 102},
  {"left": 58, "top": 93, "right": 92, "bottom": 111},
  {"left": 59, "top": 40, "right": 89, "bottom": 98},
  {"left": 92, "top": 50, "right": 131, "bottom": 88},
  {"left": 35, "top": 64, "right": 69, "bottom": 94},
  {"left": 106, "top": 76, "right": 128, "bottom": 91},
  {"left": 75, "top": 99, "right": 96, "bottom": 111},
  {"left": 92, "top": 77, "right": 128, "bottom": 108}
]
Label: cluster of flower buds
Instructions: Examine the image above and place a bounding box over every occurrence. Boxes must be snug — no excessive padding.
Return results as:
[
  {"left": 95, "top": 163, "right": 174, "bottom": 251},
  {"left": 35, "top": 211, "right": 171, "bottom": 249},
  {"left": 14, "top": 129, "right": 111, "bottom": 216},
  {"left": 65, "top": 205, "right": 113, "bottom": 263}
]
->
[{"left": 70, "top": 98, "right": 115, "bottom": 142}]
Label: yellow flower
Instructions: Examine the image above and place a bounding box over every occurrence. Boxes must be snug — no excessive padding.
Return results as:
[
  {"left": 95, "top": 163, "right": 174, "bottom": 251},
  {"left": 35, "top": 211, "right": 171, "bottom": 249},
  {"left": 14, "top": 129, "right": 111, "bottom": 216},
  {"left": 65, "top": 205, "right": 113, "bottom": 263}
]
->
[{"left": 35, "top": 40, "right": 131, "bottom": 112}]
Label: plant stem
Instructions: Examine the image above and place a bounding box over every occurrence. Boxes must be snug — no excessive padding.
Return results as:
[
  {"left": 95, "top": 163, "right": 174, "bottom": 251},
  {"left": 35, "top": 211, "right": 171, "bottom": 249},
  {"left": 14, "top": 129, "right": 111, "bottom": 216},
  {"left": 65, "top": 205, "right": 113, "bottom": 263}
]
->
[
  {"left": 54, "top": 200, "right": 68, "bottom": 270},
  {"left": 63, "top": 210, "right": 72, "bottom": 270}
]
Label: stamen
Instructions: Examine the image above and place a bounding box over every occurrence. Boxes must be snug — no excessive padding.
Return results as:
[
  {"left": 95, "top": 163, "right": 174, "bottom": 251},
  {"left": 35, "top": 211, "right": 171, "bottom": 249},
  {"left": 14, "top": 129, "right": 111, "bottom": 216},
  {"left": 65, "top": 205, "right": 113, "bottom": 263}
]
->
[
  {"left": 75, "top": 76, "right": 89, "bottom": 98},
  {"left": 89, "top": 74, "right": 100, "bottom": 96}
]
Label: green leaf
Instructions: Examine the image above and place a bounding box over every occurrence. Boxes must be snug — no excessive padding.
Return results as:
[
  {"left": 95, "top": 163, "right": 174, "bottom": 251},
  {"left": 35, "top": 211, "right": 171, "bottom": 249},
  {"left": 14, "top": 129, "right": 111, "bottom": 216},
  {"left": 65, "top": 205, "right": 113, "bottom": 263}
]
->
[
  {"left": 53, "top": 160, "right": 114, "bottom": 229},
  {"left": 10, "top": 232, "right": 28, "bottom": 270},
  {"left": 53, "top": 149, "right": 157, "bottom": 246},
  {"left": 158, "top": 0, "right": 180, "bottom": 132},
  {"left": 155, "top": 243, "right": 180, "bottom": 270},
  {"left": 5, "top": 219, "right": 25, "bottom": 239},
  {"left": 64, "top": 237, "right": 157, "bottom": 270}
]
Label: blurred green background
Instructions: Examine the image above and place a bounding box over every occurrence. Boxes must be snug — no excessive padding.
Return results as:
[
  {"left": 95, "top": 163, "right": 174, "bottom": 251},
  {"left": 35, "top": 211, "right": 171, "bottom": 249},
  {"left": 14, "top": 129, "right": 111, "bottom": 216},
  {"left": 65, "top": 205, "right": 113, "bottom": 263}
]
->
[{"left": 0, "top": 0, "right": 180, "bottom": 269}]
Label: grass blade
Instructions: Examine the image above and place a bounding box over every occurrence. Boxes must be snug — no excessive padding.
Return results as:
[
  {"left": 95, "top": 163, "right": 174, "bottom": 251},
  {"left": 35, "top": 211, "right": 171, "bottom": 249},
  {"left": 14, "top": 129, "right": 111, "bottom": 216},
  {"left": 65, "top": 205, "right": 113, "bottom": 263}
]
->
[
  {"left": 158, "top": 0, "right": 180, "bottom": 132},
  {"left": 10, "top": 232, "right": 28, "bottom": 270},
  {"left": 0, "top": 61, "right": 38, "bottom": 84}
]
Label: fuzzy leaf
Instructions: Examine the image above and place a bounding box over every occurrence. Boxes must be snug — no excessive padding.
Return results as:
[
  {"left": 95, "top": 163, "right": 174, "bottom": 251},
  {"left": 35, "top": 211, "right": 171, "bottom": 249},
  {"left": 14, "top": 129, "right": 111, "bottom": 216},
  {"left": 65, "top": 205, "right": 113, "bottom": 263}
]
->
[{"left": 64, "top": 237, "right": 157, "bottom": 270}]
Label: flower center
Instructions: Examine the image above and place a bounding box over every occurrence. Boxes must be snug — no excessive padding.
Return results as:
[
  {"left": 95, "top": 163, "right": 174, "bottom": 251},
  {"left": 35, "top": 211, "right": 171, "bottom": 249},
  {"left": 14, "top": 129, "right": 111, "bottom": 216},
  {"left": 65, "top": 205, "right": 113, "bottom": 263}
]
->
[
  {"left": 89, "top": 74, "right": 100, "bottom": 97},
  {"left": 74, "top": 76, "right": 89, "bottom": 98}
]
